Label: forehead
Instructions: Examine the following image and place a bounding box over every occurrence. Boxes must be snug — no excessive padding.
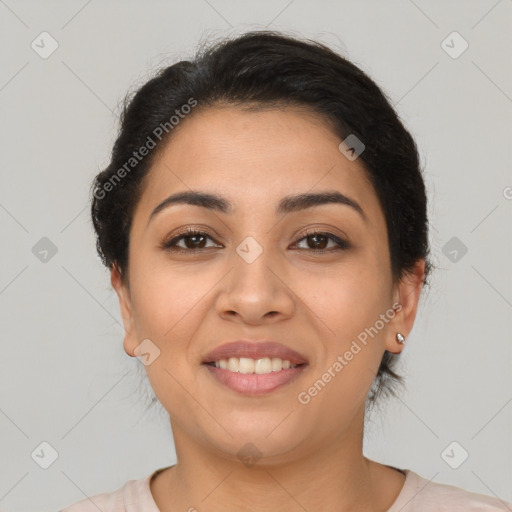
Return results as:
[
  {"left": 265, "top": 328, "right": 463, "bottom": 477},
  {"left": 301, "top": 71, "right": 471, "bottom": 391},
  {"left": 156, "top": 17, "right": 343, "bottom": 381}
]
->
[{"left": 135, "top": 105, "right": 382, "bottom": 222}]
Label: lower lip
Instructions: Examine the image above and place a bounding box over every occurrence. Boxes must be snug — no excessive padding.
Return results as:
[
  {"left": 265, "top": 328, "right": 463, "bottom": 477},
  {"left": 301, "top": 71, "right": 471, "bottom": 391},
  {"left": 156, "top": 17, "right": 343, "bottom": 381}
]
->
[{"left": 204, "top": 364, "right": 306, "bottom": 395}]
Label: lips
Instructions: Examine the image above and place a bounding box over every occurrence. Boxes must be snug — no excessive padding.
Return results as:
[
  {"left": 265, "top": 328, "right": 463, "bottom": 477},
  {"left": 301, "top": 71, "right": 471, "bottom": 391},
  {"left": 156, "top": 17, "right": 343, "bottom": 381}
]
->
[
  {"left": 202, "top": 340, "right": 308, "bottom": 366},
  {"left": 202, "top": 340, "right": 308, "bottom": 395}
]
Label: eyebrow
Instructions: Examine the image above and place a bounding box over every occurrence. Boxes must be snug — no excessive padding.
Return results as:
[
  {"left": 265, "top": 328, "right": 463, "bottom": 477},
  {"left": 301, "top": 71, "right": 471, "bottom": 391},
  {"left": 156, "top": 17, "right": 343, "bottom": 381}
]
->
[{"left": 147, "top": 189, "right": 366, "bottom": 225}]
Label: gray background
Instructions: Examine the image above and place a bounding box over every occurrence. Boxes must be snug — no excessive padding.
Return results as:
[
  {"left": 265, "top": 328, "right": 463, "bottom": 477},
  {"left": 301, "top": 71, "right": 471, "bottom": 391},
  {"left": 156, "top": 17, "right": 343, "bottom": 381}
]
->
[{"left": 0, "top": 1, "right": 511, "bottom": 510}]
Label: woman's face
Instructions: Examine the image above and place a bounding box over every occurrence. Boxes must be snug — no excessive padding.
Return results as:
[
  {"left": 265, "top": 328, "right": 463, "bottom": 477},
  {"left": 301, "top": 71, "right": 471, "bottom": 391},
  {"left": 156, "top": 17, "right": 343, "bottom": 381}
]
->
[{"left": 112, "top": 105, "right": 423, "bottom": 462}]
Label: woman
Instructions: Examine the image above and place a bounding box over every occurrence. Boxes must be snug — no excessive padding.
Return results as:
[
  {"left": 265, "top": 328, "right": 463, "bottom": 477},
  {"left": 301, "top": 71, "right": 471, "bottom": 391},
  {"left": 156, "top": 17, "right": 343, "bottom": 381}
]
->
[{"left": 61, "top": 31, "right": 510, "bottom": 511}]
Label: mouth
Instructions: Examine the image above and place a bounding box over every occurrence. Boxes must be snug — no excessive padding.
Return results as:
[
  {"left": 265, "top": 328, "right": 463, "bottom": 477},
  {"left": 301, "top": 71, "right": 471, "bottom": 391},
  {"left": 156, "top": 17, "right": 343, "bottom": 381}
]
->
[
  {"left": 202, "top": 341, "right": 308, "bottom": 395},
  {"left": 206, "top": 356, "right": 301, "bottom": 373}
]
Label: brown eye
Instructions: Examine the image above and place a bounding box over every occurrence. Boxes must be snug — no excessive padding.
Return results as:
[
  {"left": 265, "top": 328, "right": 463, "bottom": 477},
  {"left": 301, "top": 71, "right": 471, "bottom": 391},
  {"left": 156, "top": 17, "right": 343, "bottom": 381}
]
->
[
  {"left": 305, "top": 233, "right": 329, "bottom": 250},
  {"left": 161, "top": 228, "right": 349, "bottom": 254},
  {"left": 293, "top": 231, "right": 349, "bottom": 251},
  {"left": 180, "top": 233, "right": 208, "bottom": 249},
  {"left": 161, "top": 230, "right": 220, "bottom": 252}
]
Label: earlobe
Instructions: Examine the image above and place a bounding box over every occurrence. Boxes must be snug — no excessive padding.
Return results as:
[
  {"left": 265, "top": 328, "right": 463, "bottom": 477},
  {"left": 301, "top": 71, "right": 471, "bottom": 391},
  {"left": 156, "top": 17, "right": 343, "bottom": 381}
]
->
[
  {"left": 385, "top": 259, "right": 426, "bottom": 354},
  {"left": 110, "top": 263, "right": 138, "bottom": 357}
]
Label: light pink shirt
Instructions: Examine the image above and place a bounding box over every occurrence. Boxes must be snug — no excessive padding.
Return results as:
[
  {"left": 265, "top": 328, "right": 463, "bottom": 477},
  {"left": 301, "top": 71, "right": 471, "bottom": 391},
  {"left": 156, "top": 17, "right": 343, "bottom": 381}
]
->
[{"left": 60, "top": 467, "right": 511, "bottom": 511}]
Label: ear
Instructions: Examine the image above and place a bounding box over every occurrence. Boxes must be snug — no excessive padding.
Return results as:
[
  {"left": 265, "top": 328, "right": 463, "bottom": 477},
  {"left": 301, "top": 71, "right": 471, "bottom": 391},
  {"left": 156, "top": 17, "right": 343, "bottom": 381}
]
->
[
  {"left": 385, "top": 259, "right": 426, "bottom": 355},
  {"left": 111, "top": 263, "right": 138, "bottom": 357}
]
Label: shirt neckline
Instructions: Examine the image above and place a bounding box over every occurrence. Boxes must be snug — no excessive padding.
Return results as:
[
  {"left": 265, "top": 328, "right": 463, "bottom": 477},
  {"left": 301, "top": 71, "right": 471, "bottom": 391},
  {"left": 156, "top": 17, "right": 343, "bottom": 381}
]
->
[
  {"left": 385, "top": 468, "right": 419, "bottom": 511},
  {"left": 136, "top": 465, "right": 417, "bottom": 511}
]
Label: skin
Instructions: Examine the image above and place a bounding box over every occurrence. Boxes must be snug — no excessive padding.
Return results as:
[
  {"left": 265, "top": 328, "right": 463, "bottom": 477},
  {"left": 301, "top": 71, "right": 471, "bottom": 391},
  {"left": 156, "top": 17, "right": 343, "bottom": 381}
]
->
[{"left": 111, "top": 105, "right": 425, "bottom": 511}]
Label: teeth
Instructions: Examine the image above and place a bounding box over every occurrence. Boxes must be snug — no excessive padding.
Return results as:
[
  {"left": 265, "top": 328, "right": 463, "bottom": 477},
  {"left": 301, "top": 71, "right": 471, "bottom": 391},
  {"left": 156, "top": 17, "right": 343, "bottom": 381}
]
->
[
  {"left": 212, "top": 357, "right": 297, "bottom": 374},
  {"left": 228, "top": 357, "right": 239, "bottom": 372},
  {"left": 255, "top": 357, "right": 272, "bottom": 374},
  {"left": 239, "top": 357, "right": 255, "bottom": 374},
  {"left": 271, "top": 357, "right": 282, "bottom": 371}
]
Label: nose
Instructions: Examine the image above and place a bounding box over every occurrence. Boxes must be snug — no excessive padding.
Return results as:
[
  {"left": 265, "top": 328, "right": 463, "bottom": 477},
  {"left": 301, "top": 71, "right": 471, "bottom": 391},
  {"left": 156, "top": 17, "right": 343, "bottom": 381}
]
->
[{"left": 214, "top": 240, "right": 295, "bottom": 326}]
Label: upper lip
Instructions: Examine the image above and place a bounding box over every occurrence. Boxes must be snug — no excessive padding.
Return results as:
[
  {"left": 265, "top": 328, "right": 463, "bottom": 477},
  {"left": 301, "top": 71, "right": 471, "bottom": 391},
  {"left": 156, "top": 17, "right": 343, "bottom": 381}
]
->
[{"left": 202, "top": 341, "right": 308, "bottom": 365}]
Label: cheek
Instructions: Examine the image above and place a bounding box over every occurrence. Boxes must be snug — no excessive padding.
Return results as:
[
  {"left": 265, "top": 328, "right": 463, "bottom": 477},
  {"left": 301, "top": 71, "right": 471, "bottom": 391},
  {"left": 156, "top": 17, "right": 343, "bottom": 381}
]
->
[
  {"left": 296, "top": 258, "right": 389, "bottom": 340},
  {"left": 131, "top": 260, "right": 213, "bottom": 340},
  {"left": 130, "top": 263, "right": 206, "bottom": 414},
  {"left": 294, "top": 258, "right": 391, "bottom": 406},
  {"left": 295, "top": 271, "right": 389, "bottom": 416}
]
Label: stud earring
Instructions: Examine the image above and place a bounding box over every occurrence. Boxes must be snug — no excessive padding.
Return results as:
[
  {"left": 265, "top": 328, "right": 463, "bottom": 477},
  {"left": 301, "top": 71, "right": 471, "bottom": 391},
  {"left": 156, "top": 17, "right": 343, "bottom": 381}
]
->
[{"left": 396, "top": 333, "right": 405, "bottom": 344}]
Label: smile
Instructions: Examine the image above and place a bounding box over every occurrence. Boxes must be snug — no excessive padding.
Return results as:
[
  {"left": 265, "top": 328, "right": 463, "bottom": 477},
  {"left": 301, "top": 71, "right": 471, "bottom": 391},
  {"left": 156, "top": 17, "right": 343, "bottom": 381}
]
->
[
  {"left": 204, "top": 364, "right": 306, "bottom": 395},
  {"left": 208, "top": 356, "right": 298, "bottom": 374},
  {"left": 202, "top": 340, "right": 308, "bottom": 395}
]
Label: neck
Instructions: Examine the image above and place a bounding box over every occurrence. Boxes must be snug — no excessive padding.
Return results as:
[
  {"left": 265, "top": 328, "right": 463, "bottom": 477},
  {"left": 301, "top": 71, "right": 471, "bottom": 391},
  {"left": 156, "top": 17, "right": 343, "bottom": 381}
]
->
[{"left": 152, "top": 407, "right": 404, "bottom": 512}]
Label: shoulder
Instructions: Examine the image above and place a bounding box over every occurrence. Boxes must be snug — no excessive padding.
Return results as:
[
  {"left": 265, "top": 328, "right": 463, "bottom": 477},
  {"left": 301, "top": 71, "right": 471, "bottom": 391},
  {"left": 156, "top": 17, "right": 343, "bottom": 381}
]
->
[
  {"left": 391, "top": 469, "right": 512, "bottom": 511},
  {"left": 59, "top": 471, "right": 158, "bottom": 512},
  {"left": 59, "top": 484, "right": 125, "bottom": 512}
]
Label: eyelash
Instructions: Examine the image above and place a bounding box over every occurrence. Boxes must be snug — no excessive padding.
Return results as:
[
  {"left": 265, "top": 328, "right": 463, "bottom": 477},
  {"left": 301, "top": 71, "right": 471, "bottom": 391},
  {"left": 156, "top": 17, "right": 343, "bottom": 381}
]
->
[{"left": 160, "top": 227, "right": 350, "bottom": 254}]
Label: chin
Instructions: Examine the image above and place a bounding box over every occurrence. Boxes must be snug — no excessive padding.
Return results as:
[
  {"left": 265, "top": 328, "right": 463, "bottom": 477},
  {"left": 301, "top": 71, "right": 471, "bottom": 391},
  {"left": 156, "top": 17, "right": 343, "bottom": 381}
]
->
[{"left": 199, "top": 413, "right": 312, "bottom": 464}]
